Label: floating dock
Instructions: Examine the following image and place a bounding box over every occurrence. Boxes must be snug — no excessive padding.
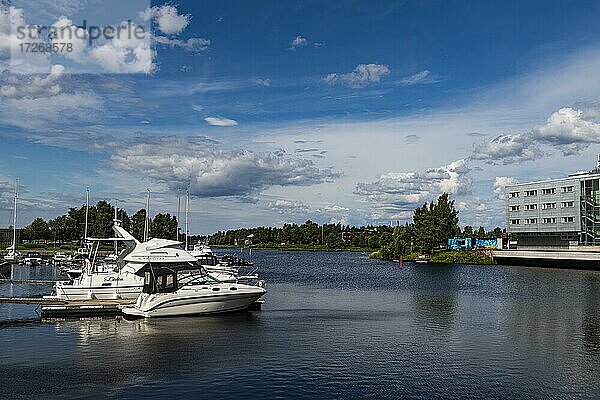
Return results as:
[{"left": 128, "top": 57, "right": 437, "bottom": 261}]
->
[{"left": 0, "top": 296, "right": 133, "bottom": 318}]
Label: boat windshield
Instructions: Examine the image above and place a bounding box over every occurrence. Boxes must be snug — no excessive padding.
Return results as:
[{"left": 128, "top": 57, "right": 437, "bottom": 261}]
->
[{"left": 141, "top": 263, "right": 220, "bottom": 294}]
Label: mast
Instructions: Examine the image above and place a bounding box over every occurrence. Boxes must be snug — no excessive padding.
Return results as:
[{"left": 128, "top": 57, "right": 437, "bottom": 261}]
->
[
  {"left": 185, "top": 189, "right": 189, "bottom": 250},
  {"left": 11, "top": 180, "right": 17, "bottom": 252},
  {"left": 144, "top": 189, "right": 150, "bottom": 242},
  {"left": 176, "top": 188, "right": 181, "bottom": 241},
  {"left": 84, "top": 188, "right": 89, "bottom": 248},
  {"left": 114, "top": 199, "right": 118, "bottom": 255}
]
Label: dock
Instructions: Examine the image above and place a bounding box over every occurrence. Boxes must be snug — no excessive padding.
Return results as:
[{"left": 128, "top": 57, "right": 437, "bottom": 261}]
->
[
  {"left": 0, "top": 296, "right": 133, "bottom": 318},
  {"left": 493, "top": 249, "right": 600, "bottom": 269}
]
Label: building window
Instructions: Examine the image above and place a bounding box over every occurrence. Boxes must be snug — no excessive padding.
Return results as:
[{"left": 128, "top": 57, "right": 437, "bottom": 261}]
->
[
  {"left": 542, "top": 188, "right": 556, "bottom": 195},
  {"left": 561, "top": 216, "right": 575, "bottom": 223},
  {"left": 561, "top": 186, "right": 574, "bottom": 193},
  {"left": 509, "top": 192, "right": 519, "bottom": 198},
  {"left": 541, "top": 203, "right": 556, "bottom": 209},
  {"left": 561, "top": 201, "right": 574, "bottom": 208},
  {"left": 524, "top": 204, "right": 538, "bottom": 210},
  {"left": 525, "top": 218, "right": 537, "bottom": 224},
  {"left": 510, "top": 219, "right": 520, "bottom": 225},
  {"left": 542, "top": 218, "right": 557, "bottom": 224},
  {"left": 509, "top": 205, "right": 520, "bottom": 211},
  {"left": 524, "top": 190, "right": 538, "bottom": 197}
]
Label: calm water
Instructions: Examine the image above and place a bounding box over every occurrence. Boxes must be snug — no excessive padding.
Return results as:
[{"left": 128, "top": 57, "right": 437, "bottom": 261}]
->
[{"left": 1, "top": 250, "right": 599, "bottom": 399}]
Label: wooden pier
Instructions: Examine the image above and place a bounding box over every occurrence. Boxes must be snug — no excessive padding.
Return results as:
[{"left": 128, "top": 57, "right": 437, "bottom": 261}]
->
[{"left": 0, "top": 296, "right": 133, "bottom": 318}]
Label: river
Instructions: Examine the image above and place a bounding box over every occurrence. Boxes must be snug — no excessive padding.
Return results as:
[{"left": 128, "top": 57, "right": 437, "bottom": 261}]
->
[{"left": 1, "top": 250, "right": 599, "bottom": 399}]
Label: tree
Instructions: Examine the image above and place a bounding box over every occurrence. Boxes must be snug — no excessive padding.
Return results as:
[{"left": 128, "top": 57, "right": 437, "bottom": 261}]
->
[
  {"left": 413, "top": 193, "right": 460, "bottom": 253},
  {"left": 151, "top": 213, "right": 177, "bottom": 239},
  {"left": 130, "top": 209, "right": 147, "bottom": 241},
  {"left": 22, "top": 218, "right": 51, "bottom": 242},
  {"left": 462, "top": 225, "right": 473, "bottom": 237}
]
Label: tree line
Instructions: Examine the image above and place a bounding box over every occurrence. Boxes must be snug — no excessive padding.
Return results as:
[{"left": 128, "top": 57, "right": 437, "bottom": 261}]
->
[
  {"left": 21, "top": 200, "right": 177, "bottom": 244},
  {"left": 208, "top": 193, "right": 504, "bottom": 256}
]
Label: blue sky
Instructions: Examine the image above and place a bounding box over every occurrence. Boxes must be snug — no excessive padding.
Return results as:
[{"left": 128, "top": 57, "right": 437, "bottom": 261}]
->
[{"left": 2, "top": 0, "right": 600, "bottom": 234}]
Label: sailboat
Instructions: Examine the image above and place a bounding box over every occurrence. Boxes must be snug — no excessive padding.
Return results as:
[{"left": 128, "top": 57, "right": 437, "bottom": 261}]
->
[{"left": 3, "top": 181, "right": 21, "bottom": 263}]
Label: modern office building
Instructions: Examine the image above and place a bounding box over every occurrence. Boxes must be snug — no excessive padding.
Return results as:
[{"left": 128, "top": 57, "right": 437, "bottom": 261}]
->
[{"left": 506, "top": 157, "right": 600, "bottom": 247}]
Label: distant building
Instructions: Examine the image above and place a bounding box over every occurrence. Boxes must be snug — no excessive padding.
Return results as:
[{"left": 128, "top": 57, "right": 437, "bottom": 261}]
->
[
  {"left": 506, "top": 156, "right": 600, "bottom": 247},
  {"left": 0, "top": 227, "right": 21, "bottom": 247}
]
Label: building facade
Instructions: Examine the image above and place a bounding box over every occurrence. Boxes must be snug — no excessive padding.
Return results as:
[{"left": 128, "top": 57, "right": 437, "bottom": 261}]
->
[{"left": 506, "top": 164, "right": 600, "bottom": 247}]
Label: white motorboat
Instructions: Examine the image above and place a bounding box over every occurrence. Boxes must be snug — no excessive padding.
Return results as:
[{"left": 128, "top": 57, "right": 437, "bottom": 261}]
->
[
  {"left": 46, "top": 224, "right": 199, "bottom": 301},
  {"left": 190, "top": 243, "right": 258, "bottom": 283},
  {"left": 23, "top": 251, "right": 43, "bottom": 266},
  {"left": 121, "top": 264, "right": 266, "bottom": 318},
  {"left": 3, "top": 248, "right": 21, "bottom": 263},
  {"left": 52, "top": 252, "right": 72, "bottom": 264}
]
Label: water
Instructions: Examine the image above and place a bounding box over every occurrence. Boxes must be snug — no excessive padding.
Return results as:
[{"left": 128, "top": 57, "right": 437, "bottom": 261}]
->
[{"left": 1, "top": 250, "right": 599, "bottom": 399}]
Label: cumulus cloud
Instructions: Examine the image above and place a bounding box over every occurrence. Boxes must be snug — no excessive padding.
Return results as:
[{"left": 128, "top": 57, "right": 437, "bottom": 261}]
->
[
  {"left": 355, "top": 159, "right": 470, "bottom": 213},
  {"left": 471, "top": 133, "right": 543, "bottom": 165},
  {"left": 204, "top": 116, "right": 238, "bottom": 127},
  {"left": 289, "top": 35, "right": 308, "bottom": 50},
  {"left": 140, "top": 5, "right": 190, "bottom": 35},
  {"left": 532, "top": 107, "right": 600, "bottom": 153},
  {"left": 267, "top": 199, "right": 310, "bottom": 214},
  {"left": 110, "top": 136, "right": 341, "bottom": 198},
  {"left": 324, "top": 64, "right": 390, "bottom": 88},
  {"left": 0, "top": 64, "right": 65, "bottom": 98},
  {"left": 493, "top": 176, "right": 518, "bottom": 200}
]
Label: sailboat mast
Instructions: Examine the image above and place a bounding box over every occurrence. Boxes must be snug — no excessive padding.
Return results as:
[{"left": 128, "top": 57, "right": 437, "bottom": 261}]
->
[
  {"left": 114, "top": 200, "right": 118, "bottom": 255},
  {"left": 144, "top": 189, "right": 150, "bottom": 242},
  {"left": 176, "top": 188, "right": 181, "bottom": 241},
  {"left": 84, "top": 188, "right": 89, "bottom": 246},
  {"left": 185, "top": 190, "right": 189, "bottom": 251},
  {"left": 11, "top": 181, "right": 17, "bottom": 251}
]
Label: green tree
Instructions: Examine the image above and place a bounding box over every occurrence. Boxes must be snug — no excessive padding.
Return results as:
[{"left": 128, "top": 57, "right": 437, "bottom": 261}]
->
[
  {"left": 130, "top": 209, "right": 147, "bottom": 241},
  {"left": 151, "top": 213, "right": 177, "bottom": 239},
  {"left": 413, "top": 193, "right": 460, "bottom": 253},
  {"left": 22, "top": 217, "right": 51, "bottom": 242},
  {"left": 462, "top": 225, "right": 473, "bottom": 237}
]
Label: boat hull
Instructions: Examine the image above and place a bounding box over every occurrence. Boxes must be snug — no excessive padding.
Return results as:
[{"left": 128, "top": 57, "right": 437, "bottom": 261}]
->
[{"left": 122, "top": 285, "right": 266, "bottom": 318}]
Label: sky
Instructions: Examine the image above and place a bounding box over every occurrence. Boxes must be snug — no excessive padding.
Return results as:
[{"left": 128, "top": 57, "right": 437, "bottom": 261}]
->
[{"left": 1, "top": 0, "right": 600, "bottom": 234}]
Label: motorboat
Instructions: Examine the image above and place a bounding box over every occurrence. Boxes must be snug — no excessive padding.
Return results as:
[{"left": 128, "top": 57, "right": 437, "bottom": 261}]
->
[
  {"left": 45, "top": 224, "right": 199, "bottom": 301},
  {"left": 3, "top": 248, "right": 21, "bottom": 263},
  {"left": 191, "top": 243, "right": 258, "bottom": 283},
  {"left": 24, "top": 251, "right": 43, "bottom": 266},
  {"left": 52, "top": 252, "right": 72, "bottom": 264},
  {"left": 121, "top": 264, "right": 266, "bottom": 318}
]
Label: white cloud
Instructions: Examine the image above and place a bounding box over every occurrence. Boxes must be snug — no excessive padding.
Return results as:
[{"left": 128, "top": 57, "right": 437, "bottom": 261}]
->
[
  {"left": 398, "top": 70, "right": 437, "bottom": 86},
  {"left": 109, "top": 136, "right": 341, "bottom": 198},
  {"left": 324, "top": 64, "right": 390, "bottom": 88},
  {"left": 192, "top": 104, "right": 204, "bottom": 112},
  {"left": 493, "top": 176, "right": 518, "bottom": 200},
  {"left": 253, "top": 78, "right": 271, "bottom": 87},
  {"left": 471, "top": 134, "right": 543, "bottom": 164},
  {"left": 204, "top": 116, "right": 238, "bottom": 127},
  {"left": 289, "top": 35, "right": 308, "bottom": 50},
  {"left": 267, "top": 199, "right": 310, "bottom": 214},
  {"left": 355, "top": 159, "right": 470, "bottom": 214},
  {"left": 532, "top": 107, "right": 600, "bottom": 153},
  {"left": 0, "top": 64, "right": 65, "bottom": 98},
  {"left": 140, "top": 5, "right": 190, "bottom": 35},
  {"left": 153, "top": 35, "right": 210, "bottom": 53}
]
